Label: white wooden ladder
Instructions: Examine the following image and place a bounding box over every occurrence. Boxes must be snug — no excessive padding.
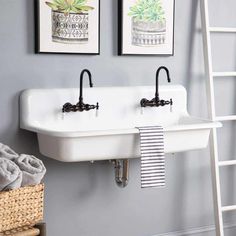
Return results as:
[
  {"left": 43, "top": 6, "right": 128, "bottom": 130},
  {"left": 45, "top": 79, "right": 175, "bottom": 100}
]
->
[{"left": 200, "top": 0, "right": 236, "bottom": 235}]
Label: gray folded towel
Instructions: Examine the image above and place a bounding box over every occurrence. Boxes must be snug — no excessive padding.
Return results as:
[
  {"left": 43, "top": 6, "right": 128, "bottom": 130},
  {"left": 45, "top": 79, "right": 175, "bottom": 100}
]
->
[
  {"left": 0, "top": 158, "right": 22, "bottom": 191},
  {"left": 0, "top": 143, "right": 19, "bottom": 160},
  {"left": 15, "top": 154, "right": 46, "bottom": 187}
]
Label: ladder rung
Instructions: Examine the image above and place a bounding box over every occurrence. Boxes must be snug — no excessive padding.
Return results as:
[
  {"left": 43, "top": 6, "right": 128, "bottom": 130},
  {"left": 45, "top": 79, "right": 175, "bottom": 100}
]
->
[
  {"left": 222, "top": 205, "right": 236, "bottom": 212},
  {"left": 218, "top": 160, "right": 236, "bottom": 167},
  {"left": 213, "top": 72, "right": 236, "bottom": 77},
  {"left": 210, "top": 27, "right": 236, "bottom": 33},
  {"left": 215, "top": 115, "right": 236, "bottom": 121}
]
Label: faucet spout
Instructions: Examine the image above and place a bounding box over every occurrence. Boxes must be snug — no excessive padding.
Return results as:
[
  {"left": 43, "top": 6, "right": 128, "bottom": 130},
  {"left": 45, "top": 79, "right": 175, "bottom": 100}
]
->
[
  {"left": 155, "top": 66, "right": 171, "bottom": 102},
  {"left": 79, "top": 69, "right": 93, "bottom": 104},
  {"left": 140, "top": 66, "right": 173, "bottom": 109},
  {"left": 62, "top": 69, "right": 99, "bottom": 113}
]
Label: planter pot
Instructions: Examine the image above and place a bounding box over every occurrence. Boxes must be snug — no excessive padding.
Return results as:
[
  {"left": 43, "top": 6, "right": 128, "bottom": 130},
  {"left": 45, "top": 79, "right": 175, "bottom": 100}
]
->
[
  {"left": 131, "top": 18, "right": 166, "bottom": 46},
  {"left": 52, "top": 10, "right": 89, "bottom": 44}
]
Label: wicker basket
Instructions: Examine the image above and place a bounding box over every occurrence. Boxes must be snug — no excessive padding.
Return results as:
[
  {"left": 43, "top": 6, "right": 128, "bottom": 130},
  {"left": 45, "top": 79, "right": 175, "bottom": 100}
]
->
[{"left": 0, "top": 184, "right": 44, "bottom": 233}]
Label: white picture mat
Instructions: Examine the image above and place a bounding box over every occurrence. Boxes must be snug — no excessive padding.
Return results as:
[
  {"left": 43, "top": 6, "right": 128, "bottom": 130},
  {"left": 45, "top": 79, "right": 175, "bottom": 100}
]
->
[
  {"left": 122, "top": 0, "right": 174, "bottom": 55},
  {"left": 38, "top": 0, "right": 99, "bottom": 53}
]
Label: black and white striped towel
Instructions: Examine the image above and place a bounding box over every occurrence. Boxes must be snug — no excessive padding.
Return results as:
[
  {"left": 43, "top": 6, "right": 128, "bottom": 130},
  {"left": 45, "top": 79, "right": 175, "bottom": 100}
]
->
[{"left": 138, "top": 126, "right": 165, "bottom": 188}]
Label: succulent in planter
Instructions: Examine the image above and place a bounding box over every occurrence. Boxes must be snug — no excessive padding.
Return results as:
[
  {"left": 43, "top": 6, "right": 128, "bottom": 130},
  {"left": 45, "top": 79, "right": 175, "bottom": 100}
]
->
[
  {"left": 128, "top": 0, "right": 165, "bottom": 23},
  {"left": 45, "top": 0, "right": 94, "bottom": 44},
  {"left": 46, "top": 0, "right": 94, "bottom": 14},
  {"left": 128, "top": 0, "right": 166, "bottom": 46}
]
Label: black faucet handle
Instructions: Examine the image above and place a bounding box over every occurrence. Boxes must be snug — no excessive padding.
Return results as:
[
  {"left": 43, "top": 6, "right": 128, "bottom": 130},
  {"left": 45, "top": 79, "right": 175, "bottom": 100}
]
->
[
  {"left": 158, "top": 99, "right": 173, "bottom": 107},
  {"left": 159, "top": 100, "right": 166, "bottom": 106},
  {"left": 62, "top": 102, "right": 73, "bottom": 113},
  {"left": 140, "top": 98, "right": 148, "bottom": 107},
  {"left": 167, "top": 99, "right": 173, "bottom": 105},
  {"left": 170, "top": 99, "right": 173, "bottom": 112},
  {"left": 83, "top": 102, "right": 100, "bottom": 111}
]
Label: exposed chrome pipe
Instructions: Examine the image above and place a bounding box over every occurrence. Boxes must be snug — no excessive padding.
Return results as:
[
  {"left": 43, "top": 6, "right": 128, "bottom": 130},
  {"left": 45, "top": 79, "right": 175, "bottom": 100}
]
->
[{"left": 112, "top": 159, "right": 129, "bottom": 188}]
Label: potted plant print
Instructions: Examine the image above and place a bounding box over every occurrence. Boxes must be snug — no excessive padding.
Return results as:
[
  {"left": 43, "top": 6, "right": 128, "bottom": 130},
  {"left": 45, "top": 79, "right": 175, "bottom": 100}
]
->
[
  {"left": 46, "top": 0, "right": 94, "bottom": 44},
  {"left": 128, "top": 0, "right": 166, "bottom": 46}
]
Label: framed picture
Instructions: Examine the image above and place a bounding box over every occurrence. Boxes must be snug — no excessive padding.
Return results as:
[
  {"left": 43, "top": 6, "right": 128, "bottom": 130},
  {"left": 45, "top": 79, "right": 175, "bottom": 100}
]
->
[
  {"left": 118, "top": 0, "right": 175, "bottom": 56},
  {"left": 36, "top": 0, "right": 100, "bottom": 54}
]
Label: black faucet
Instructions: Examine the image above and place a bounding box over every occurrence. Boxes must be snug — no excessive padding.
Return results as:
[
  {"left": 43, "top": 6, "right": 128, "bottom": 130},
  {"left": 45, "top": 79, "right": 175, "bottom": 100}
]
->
[
  {"left": 140, "top": 66, "right": 173, "bottom": 108},
  {"left": 62, "top": 69, "right": 99, "bottom": 113}
]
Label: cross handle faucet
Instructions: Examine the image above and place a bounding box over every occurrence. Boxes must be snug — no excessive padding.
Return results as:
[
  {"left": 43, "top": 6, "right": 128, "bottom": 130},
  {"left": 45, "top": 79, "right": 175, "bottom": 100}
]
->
[
  {"left": 62, "top": 69, "right": 99, "bottom": 113},
  {"left": 140, "top": 66, "right": 173, "bottom": 109}
]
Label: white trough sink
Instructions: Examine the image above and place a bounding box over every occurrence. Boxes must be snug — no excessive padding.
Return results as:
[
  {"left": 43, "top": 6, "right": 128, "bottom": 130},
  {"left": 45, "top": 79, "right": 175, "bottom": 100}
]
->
[{"left": 20, "top": 85, "right": 221, "bottom": 162}]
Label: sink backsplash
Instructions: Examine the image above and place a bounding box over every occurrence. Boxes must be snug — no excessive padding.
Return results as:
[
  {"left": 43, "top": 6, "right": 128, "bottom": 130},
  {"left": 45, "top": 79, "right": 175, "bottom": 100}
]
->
[{"left": 20, "top": 85, "right": 187, "bottom": 132}]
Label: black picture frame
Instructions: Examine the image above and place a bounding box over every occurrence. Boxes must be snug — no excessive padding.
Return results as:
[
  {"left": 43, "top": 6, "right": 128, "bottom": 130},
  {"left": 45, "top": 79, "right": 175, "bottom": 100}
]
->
[
  {"left": 35, "top": 0, "right": 100, "bottom": 55},
  {"left": 118, "top": 0, "right": 175, "bottom": 56}
]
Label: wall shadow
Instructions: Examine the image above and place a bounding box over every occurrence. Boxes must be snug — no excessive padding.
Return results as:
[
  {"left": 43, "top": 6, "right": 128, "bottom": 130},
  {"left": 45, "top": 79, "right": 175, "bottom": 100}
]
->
[
  {"left": 25, "top": 0, "right": 35, "bottom": 54},
  {"left": 171, "top": 0, "right": 200, "bottom": 230}
]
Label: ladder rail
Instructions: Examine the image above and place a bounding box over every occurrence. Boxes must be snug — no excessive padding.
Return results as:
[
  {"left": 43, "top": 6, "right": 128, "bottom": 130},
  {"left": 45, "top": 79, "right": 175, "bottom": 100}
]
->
[
  {"left": 200, "top": 0, "right": 216, "bottom": 120},
  {"left": 200, "top": 0, "right": 224, "bottom": 235},
  {"left": 221, "top": 205, "right": 236, "bottom": 212},
  {"left": 209, "top": 130, "right": 224, "bottom": 236},
  {"left": 218, "top": 160, "right": 236, "bottom": 167},
  {"left": 210, "top": 27, "right": 236, "bottom": 33},
  {"left": 216, "top": 115, "right": 236, "bottom": 121},
  {"left": 213, "top": 72, "right": 236, "bottom": 77}
]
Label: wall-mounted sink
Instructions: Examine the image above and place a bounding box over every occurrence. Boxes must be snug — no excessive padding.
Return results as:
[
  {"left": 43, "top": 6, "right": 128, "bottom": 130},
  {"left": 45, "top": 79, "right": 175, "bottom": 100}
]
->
[{"left": 20, "top": 85, "right": 221, "bottom": 162}]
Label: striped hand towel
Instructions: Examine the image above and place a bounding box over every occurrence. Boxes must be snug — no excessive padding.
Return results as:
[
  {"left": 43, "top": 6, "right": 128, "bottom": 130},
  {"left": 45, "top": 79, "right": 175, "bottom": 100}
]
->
[{"left": 138, "top": 126, "right": 165, "bottom": 188}]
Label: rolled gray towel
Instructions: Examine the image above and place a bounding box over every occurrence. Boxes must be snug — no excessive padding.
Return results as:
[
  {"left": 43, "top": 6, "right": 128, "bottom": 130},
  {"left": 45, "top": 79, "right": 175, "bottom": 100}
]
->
[
  {"left": 0, "top": 143, "right": 19, "bottom": 160},
  {"left": 15, "top": 154, "right": 46, "bottom": 187},
  {"left": 0, "top": 158, "right": 22, "bottom": 191}
]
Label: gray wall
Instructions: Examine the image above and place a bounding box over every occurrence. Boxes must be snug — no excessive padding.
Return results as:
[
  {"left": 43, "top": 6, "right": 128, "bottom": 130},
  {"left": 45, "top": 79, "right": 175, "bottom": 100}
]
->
[{"left": 1, "top": 0, "right": 236, "bottom": 235}]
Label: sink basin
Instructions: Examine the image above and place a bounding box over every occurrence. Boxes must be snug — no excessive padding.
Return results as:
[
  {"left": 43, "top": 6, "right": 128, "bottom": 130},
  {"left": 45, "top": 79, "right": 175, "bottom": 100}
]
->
[{"left": 20, "top": 85, "right": 221, "bottom": 162}]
